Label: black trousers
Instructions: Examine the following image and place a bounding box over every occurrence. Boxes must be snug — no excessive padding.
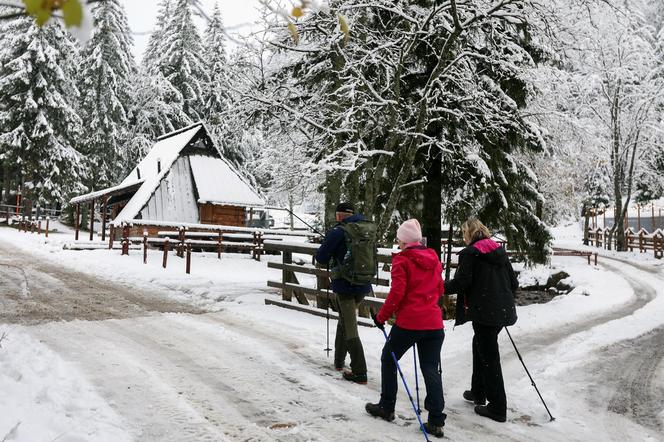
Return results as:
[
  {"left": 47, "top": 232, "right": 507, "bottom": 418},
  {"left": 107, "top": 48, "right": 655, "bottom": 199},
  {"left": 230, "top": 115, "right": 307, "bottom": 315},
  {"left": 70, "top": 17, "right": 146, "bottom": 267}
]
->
[
  {"left": 379, "top": 326, "right": 446, "bottom": 426},
  {"left": 471, "top": 322, "right": 507, "bottom": 416}
]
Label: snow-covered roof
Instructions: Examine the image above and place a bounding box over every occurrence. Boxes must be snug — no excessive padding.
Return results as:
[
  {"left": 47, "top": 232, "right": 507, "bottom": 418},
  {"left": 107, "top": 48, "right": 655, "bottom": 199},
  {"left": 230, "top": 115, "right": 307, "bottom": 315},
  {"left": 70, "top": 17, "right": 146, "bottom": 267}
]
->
[
  {"left": 120, "top": 123, "right": 202, "bottom": 188},
  {"left": 110, "top": 122, "right": 264, "bottom": 223},
  {"left": 189, "top": 155, "right": 265, "bottom": 207},
  {"left": 69, "top": 180, "right": 145, "bottom": 205},
  {"left": 114, "top": 124, "right": 203, "bottom": 223}
]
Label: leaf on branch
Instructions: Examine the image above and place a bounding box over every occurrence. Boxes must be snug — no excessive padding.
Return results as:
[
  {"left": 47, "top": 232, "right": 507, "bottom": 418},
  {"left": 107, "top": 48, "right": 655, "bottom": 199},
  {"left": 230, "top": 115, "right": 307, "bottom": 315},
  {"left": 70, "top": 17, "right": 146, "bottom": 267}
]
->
[
  {"left": 22, "top": 0, "right": 83, "bottom": 27},
  {"left": 23, "top": 0, "right": 52, "bottom": 26},
  {"left": 291, "top": 7, "right": 303, "bottom": 18},
  {"left": 339, "top": 14, "right": 349, "bottom": 46},
  {"left": 61, "top": 0, "right": 82, "bottom": 27}
]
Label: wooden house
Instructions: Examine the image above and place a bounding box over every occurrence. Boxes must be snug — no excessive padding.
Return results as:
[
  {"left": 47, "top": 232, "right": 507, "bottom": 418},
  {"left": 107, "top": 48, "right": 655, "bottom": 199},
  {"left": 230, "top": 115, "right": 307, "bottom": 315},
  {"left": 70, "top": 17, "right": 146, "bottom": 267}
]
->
[{"left": 69, "top": 122, "right": 265, "bottom": 240}]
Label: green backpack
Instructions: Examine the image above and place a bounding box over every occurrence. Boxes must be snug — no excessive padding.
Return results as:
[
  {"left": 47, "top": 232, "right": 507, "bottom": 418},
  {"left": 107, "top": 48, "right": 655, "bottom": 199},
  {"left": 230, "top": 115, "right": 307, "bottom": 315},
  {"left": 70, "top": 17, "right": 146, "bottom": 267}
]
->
[{"left": 332, "top": 220, "right": 378, "bottom": 285}]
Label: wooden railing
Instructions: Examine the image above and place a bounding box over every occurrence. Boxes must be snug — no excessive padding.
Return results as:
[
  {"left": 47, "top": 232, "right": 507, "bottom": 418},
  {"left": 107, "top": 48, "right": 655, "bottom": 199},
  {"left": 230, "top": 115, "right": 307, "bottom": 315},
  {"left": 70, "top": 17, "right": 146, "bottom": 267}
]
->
[
  {"left": 588, "top": 227, "right": 664, "bottom": 259},
  {"left": 113, "top": 219, "right": 318, "bottom": 274},
  {"left": 11, "top": 216, "right": 52, "bottom": 237},
  {"left": 263, "top": 240, "right": 394, "bottom": 325}
]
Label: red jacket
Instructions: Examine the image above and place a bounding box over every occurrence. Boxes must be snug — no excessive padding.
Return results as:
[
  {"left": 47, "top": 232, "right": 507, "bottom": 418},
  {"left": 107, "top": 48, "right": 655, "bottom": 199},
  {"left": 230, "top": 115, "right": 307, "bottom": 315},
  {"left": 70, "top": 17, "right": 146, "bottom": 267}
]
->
[{"left": 376, "top": 246, "right": 444, "bottom": 330}]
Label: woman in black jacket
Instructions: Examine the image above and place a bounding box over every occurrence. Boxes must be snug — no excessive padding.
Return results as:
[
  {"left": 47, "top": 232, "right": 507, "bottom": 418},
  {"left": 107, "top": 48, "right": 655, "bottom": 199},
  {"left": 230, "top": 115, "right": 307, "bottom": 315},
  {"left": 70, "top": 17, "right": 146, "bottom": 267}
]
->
[{"left": 444, "top": 218, "right": 518, "bottom": 423}]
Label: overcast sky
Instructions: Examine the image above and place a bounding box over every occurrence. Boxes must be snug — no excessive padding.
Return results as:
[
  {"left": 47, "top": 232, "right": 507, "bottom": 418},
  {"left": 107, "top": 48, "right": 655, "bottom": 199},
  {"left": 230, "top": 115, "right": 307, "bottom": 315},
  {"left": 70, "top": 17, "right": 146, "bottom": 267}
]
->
[{"left": 119, "top": 0, "right": 263, "bottom": 62}]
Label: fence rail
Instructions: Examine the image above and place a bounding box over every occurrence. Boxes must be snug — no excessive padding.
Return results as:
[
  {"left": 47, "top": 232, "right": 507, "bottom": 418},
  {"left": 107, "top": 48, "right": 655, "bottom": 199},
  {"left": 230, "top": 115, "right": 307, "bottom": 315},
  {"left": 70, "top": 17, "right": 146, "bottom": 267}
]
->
[
  {"left": 587, "top": 227, "right": 663, "bottom": 259},
  {"left": 112, "top": 219, "right": 317, "bottom": 274},
  {"left": 263, "top": 240, "right": 393, "bottom": 322}
]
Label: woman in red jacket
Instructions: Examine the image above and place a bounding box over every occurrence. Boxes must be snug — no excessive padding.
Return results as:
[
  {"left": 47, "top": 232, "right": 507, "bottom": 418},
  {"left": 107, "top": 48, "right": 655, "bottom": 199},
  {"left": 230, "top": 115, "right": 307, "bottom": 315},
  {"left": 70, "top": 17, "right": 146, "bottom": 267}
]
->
[{"left": 366, "top": 219, "right": 446, "bottom": 438}]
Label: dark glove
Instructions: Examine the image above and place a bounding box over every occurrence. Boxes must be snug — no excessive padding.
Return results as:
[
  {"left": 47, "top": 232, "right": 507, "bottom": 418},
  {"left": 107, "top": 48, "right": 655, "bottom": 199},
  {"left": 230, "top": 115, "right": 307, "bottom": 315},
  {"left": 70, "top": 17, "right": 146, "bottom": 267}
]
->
[{"left": 371, "top": 312, "right": 385, "bottom": 330}]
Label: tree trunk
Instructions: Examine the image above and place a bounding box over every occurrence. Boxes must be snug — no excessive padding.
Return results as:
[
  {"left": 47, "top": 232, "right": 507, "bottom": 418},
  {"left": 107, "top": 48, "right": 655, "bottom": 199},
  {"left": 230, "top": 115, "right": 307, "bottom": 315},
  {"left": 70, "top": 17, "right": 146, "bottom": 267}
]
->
[
  {"left": 324, "top": 171, "right": 342, "bottom": 230},
  {"left": 582, "top": 204, "right": 590, "bottom": 246},
  {"left": 609, "top": 82, "right": 626, "bottom": 251},
  {"left": 1, "top": 161, "right": 10, "bottom": 206},
  {"left": 422, "top": 150, "right": 442, "bottom": 258}
]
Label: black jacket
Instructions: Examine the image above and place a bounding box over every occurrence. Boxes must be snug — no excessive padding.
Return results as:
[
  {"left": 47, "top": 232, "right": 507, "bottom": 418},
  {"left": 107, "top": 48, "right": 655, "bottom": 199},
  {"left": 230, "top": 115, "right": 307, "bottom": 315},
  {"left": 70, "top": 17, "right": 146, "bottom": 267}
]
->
[{"left": 444, "top": 238, "right": 518, "bottom": 327}]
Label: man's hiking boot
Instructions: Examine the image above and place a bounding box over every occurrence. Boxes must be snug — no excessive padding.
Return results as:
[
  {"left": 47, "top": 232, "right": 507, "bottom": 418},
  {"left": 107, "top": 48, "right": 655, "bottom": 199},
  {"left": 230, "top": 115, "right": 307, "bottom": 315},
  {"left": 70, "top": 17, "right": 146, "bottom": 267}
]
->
[
  {"left": 334, "top": 365, "right": 344, "bottom": 372},
  {"left": 342, "top": 370, "right": 367, "bottom": 384},
  {"left": 365, "top": 403, "right": 395, "bottom": 422},
  {"left": 463, "top": 390, "right": 486, "bottom": 405},
  {"left": 422, "top": 422, "right": 444, "bottom": 438},
  {"left": 474, "top": 405, "right": 506, "bottom": 423}
]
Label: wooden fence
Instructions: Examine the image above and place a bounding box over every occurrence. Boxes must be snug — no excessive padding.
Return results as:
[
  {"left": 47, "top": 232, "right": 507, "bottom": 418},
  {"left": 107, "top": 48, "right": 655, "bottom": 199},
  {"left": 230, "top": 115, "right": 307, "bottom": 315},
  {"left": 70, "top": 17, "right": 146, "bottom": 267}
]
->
[
  {"left": 113, "top": 219, "right": 317, "bottom": 274},
  {"left": 587, "top": 227, "right": 664, "bottom": 259},
  {"left": 10, "top": 216, "right": 52, "bottom": 237},
  {"left": 263, "top": 240, "right": 394, "bottom": 325}
]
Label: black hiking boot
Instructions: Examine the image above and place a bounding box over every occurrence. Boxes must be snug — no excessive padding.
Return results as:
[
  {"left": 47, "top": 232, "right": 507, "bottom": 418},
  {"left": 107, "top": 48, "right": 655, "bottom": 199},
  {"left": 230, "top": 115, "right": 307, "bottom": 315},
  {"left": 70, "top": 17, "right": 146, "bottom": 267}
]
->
[
  {"left": 365, "top": 403, "right": 395, "bottom": 422},
  {"left": 463, "top": 390, "right": 486, "bottom": 405},
  {"left": 422, "top": 422, "right": 444, "bottom": 438},
  {"left": 342, "top": 370, "right": 367, "bottom": 384},
  {"left": 474, "top": 405, "right": 506, "bottom": 423}
]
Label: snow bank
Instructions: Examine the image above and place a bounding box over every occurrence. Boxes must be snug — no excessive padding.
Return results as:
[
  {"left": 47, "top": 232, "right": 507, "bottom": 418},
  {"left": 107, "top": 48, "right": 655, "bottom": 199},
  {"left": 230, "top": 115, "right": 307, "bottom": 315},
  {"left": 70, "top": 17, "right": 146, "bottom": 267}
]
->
[{"left": 0, "top": 326, "right": 130, "bottom": 442}]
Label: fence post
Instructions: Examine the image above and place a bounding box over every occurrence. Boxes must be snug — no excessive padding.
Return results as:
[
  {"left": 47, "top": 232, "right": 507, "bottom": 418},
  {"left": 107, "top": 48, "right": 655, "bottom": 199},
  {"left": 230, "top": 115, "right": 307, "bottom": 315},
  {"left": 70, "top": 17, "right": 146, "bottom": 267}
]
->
[
  {"left": 217, "top": 230, "right": 222, "bottom": 259},
  {"left": 639, "top": 230, "right": 645, "bottom": 253},
  {"left": 5, "top": 205, "right": 9, "bottom": 225},
  {"left": 186, "top": 243, "right": 192, "bottom": 274},
  {"left": 121, "top": 224, "right": 129, "bottom": 256},
  {"left": 163, "top": 238, "right": 169, "bottom": 268},
  {"left": 177, "top": 227, "right": 185, "bottom": 258},
  {"left": 30, "top": 217, "right": 35, "bottom": 234},
  {"left": 45, "top": 217, "right": 49, "bottom": 238},
  {"left": 654, "top": 232, "right": 663, "bottom": 259},
  {"left": 143, "top": 230, "right": 148, "bottom": 264},
  {"left": 38, "top": 217, "right": 42, "bottom": 235}
]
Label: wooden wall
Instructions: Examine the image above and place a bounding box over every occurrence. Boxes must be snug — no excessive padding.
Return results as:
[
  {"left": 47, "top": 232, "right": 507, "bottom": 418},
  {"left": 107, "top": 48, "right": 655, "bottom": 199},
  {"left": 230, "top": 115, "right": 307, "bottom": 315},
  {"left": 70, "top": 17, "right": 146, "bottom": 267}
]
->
[{"left": 200, "top": 204, "right": 245, "bottom": 226}]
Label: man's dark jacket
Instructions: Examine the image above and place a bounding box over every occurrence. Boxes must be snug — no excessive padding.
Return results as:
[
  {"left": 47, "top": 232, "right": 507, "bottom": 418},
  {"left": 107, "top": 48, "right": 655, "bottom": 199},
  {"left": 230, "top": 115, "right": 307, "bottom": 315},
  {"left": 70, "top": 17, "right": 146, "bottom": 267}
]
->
[
  {"left": 444, "top": 238, "right": 518, "bottom": 327},
  {"left": 315, "top": 214, "right": 372, "bottom": 296}
]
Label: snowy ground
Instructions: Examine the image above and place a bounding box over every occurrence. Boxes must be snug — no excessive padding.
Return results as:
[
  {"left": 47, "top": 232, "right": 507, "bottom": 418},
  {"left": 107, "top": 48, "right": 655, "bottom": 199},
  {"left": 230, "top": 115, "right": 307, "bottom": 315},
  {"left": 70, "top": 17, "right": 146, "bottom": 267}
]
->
[{"left": 0, "top": 225, "right": 663, "bottom": 441}]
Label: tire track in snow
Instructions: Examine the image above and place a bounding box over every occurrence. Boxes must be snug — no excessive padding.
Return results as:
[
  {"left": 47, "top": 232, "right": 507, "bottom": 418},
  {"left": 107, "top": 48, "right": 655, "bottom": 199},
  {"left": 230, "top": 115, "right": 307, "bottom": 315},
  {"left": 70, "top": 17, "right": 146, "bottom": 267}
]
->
[
  {"left": 514, "top": 258, "right": 656, "bottom": 352},
  {"left": 195, "top": 311, "right": 526, "bottom": 442},
  {"left": 507, "top": 255, "right": 664, "bottom": 438}
]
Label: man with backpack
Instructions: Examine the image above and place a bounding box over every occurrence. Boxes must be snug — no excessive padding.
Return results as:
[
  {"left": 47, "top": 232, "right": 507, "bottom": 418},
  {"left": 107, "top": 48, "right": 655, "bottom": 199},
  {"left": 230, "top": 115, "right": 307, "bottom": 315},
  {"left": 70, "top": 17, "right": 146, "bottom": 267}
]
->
[{"left": 315, "top": 202, "right": 377, "bottom": 384}]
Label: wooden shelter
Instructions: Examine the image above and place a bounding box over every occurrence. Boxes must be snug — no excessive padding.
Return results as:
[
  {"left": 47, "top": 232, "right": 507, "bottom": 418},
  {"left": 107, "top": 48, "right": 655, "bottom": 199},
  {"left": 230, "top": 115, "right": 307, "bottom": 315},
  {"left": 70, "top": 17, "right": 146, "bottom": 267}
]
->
[{"left": 69, "top": 122, "right": 265, "bottom": 240}]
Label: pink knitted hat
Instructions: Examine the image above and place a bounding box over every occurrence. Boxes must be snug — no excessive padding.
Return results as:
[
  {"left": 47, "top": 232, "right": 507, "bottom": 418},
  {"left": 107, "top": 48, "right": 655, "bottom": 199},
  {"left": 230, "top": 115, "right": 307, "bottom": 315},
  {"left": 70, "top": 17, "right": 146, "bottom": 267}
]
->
[{"left": 396, "top": 219, "right": 422, "bottom": 244}]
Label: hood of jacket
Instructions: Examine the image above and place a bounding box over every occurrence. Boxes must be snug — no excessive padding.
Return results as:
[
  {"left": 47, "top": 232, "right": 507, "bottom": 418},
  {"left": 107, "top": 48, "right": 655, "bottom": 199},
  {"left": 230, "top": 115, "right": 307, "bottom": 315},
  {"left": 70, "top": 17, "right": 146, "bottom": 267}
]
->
[
  {"left": 397, "top": 246, "right": 440, "bottom": 270},
  {"left": 471, "top": 238, "right": 508, "bottom": 265}
]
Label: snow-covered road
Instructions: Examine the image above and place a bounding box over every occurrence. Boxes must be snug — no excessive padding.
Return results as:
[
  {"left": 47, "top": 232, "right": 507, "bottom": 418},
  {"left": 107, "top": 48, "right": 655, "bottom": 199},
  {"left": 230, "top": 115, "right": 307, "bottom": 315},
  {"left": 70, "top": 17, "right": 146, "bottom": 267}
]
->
[{"left": 1, "top": 227, "right": 664, "bottom": 441}]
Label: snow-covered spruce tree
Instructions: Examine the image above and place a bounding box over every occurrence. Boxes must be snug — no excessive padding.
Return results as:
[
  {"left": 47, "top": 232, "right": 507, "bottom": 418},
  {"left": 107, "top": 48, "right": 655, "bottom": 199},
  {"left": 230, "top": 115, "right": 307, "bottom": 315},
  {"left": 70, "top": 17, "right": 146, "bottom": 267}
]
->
[
  {"left": 125, "top": 68, "right": 192, "bottom": 171},
  {"left": 158, "top": 0, "right": 210, "bottom": 122},
  {"left": 78, "top": 0, "right": 137, "bottom": 189},
  {"left": 142, "top": 0, "right": 172, "bottom": 74},
  {"left": 0, "top": 16, "right": 85, "bottom": 205},
  {"left": 202, "top": 4, "right": 237, "bottom": 166},
  {"left": 249, "top": 0, "right": 552, "bottom": 262}
]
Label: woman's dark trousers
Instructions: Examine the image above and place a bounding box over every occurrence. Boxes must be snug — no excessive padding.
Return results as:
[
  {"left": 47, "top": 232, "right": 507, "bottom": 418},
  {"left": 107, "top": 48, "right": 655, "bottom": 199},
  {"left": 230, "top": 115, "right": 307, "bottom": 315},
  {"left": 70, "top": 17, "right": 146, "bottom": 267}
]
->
[
  {"left": 379, "top": 325, "right": 446, "bottom": 426},
  {"left": 471, "top": 322, "right": 507, "bottom": 416}
]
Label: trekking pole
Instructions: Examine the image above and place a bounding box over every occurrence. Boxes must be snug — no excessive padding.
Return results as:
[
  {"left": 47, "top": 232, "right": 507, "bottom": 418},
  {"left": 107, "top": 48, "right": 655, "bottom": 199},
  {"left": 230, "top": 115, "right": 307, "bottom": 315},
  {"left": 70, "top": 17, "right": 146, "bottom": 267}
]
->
[
  {"left": 380, "top": 328, "right": 431, "bottom": 442},
  {"left": 505, "top": 328, "right": 555, "bottom": 422},
  {"left": 413, "top": 345, "right": 421, "bottom": 414},
  {"left": 324, "top": 263, "right": 332, "bottom": 357}
]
